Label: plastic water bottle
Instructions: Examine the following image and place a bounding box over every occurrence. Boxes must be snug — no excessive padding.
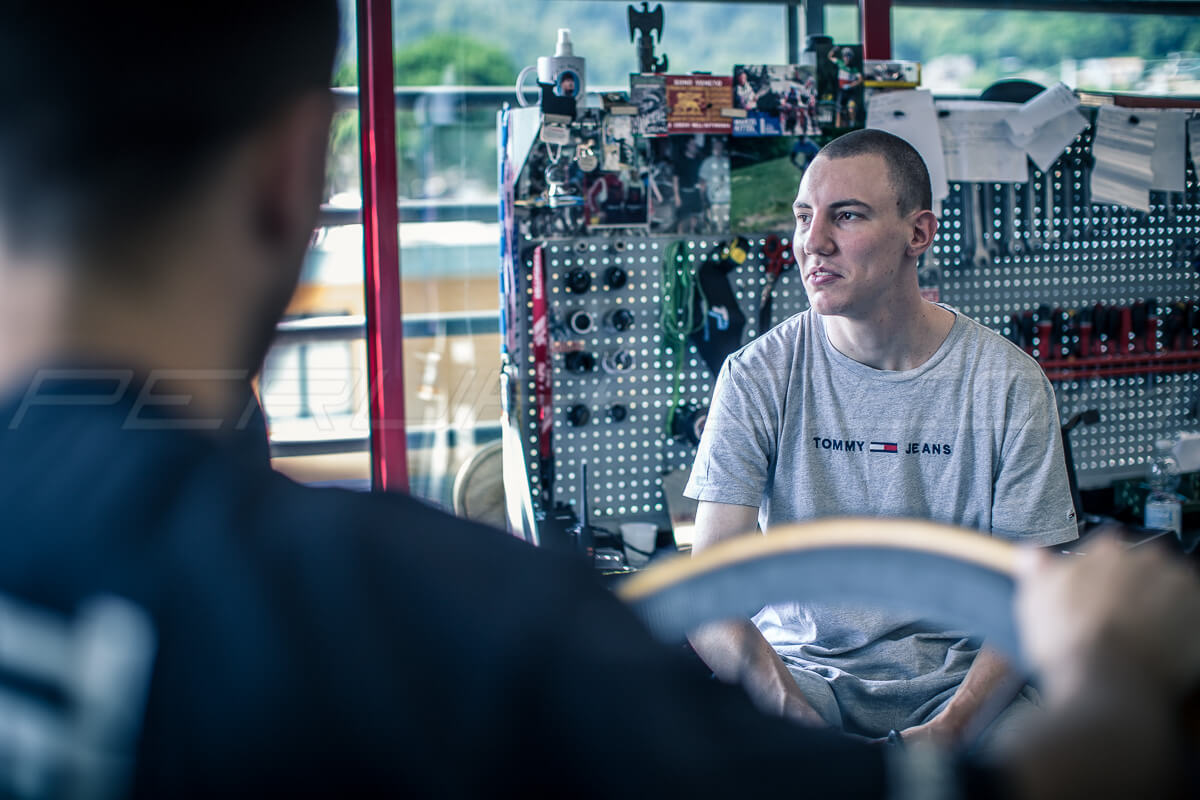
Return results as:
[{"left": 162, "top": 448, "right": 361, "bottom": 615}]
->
[{"left": 1144, "top": 436, "right": 1183, "bottom": 535}]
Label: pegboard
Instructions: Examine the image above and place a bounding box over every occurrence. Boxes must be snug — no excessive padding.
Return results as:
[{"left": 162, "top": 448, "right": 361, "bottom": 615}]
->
[
  {"left": 933, "top": 119, "right": 1200, "bottom": 489},
  {"left": 503, "top": 108, "right": 1200, "bottom": 540},
  {"left": 511, "top": 236, "right": 810, "bottom": 528}
]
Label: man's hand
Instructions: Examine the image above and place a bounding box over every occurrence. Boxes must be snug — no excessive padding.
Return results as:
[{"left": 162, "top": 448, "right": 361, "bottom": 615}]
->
[
  {"left": 1016, "top": 532, "right": 1200, "bottom": 706},
  {"left": 690, "top": 617, "right": 829, "bottom": 728},
  {"left": 895, "top": 645, "right": 1020, "bottom": 751},
  {"left": 896, "top": 715, "right": 959, "bottom": 749},
  {"left": 1006, "top": 532, "right": 1200, "bottom": 799}
]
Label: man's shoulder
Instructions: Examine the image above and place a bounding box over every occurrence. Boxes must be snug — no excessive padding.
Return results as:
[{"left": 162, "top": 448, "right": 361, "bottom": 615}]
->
[
  {"left": 950, "top": 310, "right": 1047, "bottom": 381},
  {"left": 728, "top": 310, "right": 811, "bottom": 368}
]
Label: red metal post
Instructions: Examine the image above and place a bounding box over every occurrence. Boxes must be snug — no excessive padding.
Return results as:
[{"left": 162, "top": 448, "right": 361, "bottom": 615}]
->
[
  {"left": 860, "top": 0, "right": 892, "bottom": 60},
  {"left": 357, "top": 0, "right": 409, "bottom": 492}
]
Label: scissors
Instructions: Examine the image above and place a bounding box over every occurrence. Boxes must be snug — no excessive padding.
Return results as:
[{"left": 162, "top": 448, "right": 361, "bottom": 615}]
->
[{"left": 758, "top": 234, "right": 795, "bottom": 332}]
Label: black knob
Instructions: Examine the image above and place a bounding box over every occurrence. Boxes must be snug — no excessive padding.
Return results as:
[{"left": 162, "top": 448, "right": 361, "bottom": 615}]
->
[
  {"left": 605, "top": 266, "right": 627, "bottom": 289},
  {"left": 608, "top": 404, "right": 628, "bottom": 422},
  {"left": 605, "top": 308, "right": 634, "bottom": 332},
  {"left": 564, "top": 351, "right": 596, "bottom": 373},
  {"left": 566, "top": 268, "right": 591, "bottom": 294},
  {"left": 567, "top": 309, "right": 594, "bottom": 334},
  {"left": 567, "top": 404, "right": 591, "bottom": 426}
]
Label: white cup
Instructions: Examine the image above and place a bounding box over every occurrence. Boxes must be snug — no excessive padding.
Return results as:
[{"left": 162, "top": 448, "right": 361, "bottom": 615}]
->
[{"left": 620, "top": 522, "right": 658, "bottom": 567}]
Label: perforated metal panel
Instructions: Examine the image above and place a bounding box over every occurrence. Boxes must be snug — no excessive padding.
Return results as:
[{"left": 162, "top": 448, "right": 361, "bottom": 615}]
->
[
  {"left": 511, "top": 236, "right": 813, "bottom": 526},
  {"left": 935, "top": 122, "right": 1200, "bottom": 489}
]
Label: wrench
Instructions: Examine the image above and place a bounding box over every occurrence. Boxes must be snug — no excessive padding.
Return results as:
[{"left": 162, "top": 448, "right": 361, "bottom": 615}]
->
[
  {"left": 1003, "top": 183, "right": 1020, "bottom": 257},
  {"left": 959, "top": 182, "right": 976, "bottom": 269},
  {"left": 1073, "top": 153, "right": 1095, "bottom": 238},
  {"left": 1060, "top": 161, "right": 1076, "bottom": 241},
  {"left": 1023, "top": 168, "right": 1042, "bottom": 251},
  {"left": 971, "top": 183, "right": 991, "bottom": 268},
  {"left": 983, "top": 182, "right": 1002, "bottom": 259},
  {"left": 1043, "top": 165, "right": 1061, "bottom": 246}
]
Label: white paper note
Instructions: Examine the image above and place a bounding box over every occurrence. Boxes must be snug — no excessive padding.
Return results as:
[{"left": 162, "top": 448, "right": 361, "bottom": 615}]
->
[
  {"left": 1006, "top": 82, "right": 1080, "bottom": 141},
  {"left": 866, "top": 89, "right": 950, "bottom": 204},
  {"left": 1090, "top": 106, "right": 1157, "bottom": 213},
  {"left": 1023, "top": 108, "right": 1089, "bottom": 173},
  {"left": 1150, "top": 109, "right": 1187, "bottom": 192},
  {"left": 1190, "top": 117, "right": 1200, "bottom": 169},
  {"left": 936, "top": 100, "right": 1028, "bottom": 183}
]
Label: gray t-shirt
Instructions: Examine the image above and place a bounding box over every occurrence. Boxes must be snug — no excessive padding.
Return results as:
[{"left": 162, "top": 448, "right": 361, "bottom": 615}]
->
[{"left": 684, "top": 307, "right": 1078, "bottom": 737}]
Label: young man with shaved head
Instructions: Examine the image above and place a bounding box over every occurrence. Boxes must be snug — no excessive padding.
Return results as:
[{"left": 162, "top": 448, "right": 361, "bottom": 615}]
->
[{"left": 686, "top": 130, "right": 1078, "bottom": 751}]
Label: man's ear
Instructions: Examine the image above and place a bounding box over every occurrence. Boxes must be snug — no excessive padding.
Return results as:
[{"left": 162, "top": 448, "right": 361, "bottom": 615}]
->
[
  {"left": 250, "top": 90, "right": 334, "bottom": 253},
  {"left": 905, "top": 209, "right": 938, "bottom": 258}
]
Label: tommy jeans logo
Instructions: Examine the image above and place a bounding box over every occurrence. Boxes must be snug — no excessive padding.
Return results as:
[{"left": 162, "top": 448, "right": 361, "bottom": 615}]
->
[{"left": 812, "top": 435, "right": 953, "bottom": 457}]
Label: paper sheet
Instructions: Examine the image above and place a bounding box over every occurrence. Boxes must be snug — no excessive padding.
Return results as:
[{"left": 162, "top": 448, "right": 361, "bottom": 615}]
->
[
  {"left": 1150, "top": 109, "right": 1187, "bottom": 192},
  {"left": 1190, "top": 117, "right": 1200, "bottom": 169},
  {"left": 1090, "top": 106, "right": 1157, "bottom": 213},
  {"left": 935, "top": 100, "right": 1028, "bottom": 183},
  {"left": 866, "top": 89, "right": 950, "bottom": 205},
  {"left": 1006, "top": 82, "right": 1079, "bottom": 141},
  {"left": 1023, "top": 107, "right": 1089, "bottom": 173}
]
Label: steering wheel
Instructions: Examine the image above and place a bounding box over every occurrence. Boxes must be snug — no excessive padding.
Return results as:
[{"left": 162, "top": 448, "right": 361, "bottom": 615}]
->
[{"left": 616, "top": 517, "right": 1026, "bottom": 669}]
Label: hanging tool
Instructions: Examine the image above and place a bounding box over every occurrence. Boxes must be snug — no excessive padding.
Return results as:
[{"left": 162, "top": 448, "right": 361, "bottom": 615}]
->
[
  {"left": 1119, "top": 305, "right": 1133, "bottom": 355},
  {"left": 1043, "top": 163, "right": 1061, "bottom": 245},
  {"left": 959, "top": 182, "right": 977, "bottom": 269},
  {"left": 1145, "top": 298, "right": 1159, "bottom": 354},
  {"left": 1077, "top": 307, "right": 1093, "bottom": 359},
  {"left": 1060, "top": 408, "right": 1101, "bottom": 531},
  {"left": 1023, "top": 165, "right": 1042, "bottom": 252},
  {"left": 690, "top": 237, "right": 749, "bottom": 376},
  {"left": 982, "top": 183, "right": 1000, "bottom": 260},
  {"left": 758, "top": 234, "right": 795, "bottom": 332},
  {"left": 662, "top": 240, "right": 704, "bottom": 439},
  {"left": 1002, "top": 183, "right": 1018, "bottom": 258},
  {"left": 531, "top": 246, "right": 554, "bottom": 505},
  {"left": 969, "top": 184, "right": 990, "bottom": 268},
  {"left": 1061, "top": 159, "right": 1077, "bottom": 241},
  {"left": 1163, "top": 301, "right": 1188, "bottom": 351},
  {"left": 1071, "top": 151, "right": 1096, "bottom": 238}
]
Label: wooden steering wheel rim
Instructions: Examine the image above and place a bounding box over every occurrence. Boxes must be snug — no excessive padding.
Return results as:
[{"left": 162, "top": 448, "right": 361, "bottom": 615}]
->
[{"left": 616, "top": 517, "right": 1026, "bottom": 669}]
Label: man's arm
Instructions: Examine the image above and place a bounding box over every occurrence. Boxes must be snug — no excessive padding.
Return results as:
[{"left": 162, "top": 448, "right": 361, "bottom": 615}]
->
[
  {"left": 909, "top": 368, "right": 1082, "bottom": 747},
  {"left": 686, "top": 500, "right": 827, "bottom": 726}
]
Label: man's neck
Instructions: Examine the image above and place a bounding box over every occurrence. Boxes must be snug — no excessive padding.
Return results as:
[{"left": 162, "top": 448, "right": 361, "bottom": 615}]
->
[
  {"left": 822, "top": 299, "right": 956, "bottom": 371},
  {"left": 0, "top": 250, "right": 260, "bottom": 424}
]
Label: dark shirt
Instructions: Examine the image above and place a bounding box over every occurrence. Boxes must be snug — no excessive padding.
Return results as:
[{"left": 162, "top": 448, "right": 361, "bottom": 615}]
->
[
  {"left": 676, "top": 151, "right": 702, "bottom": 189},
  {"left": 0, "top": 371, "right": 887, "bottom": 797}
]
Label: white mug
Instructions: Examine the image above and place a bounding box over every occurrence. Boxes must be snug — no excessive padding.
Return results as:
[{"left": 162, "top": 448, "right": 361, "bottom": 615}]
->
[{"left": 620, "top": 522, "right": 658, "bottom": 567}]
